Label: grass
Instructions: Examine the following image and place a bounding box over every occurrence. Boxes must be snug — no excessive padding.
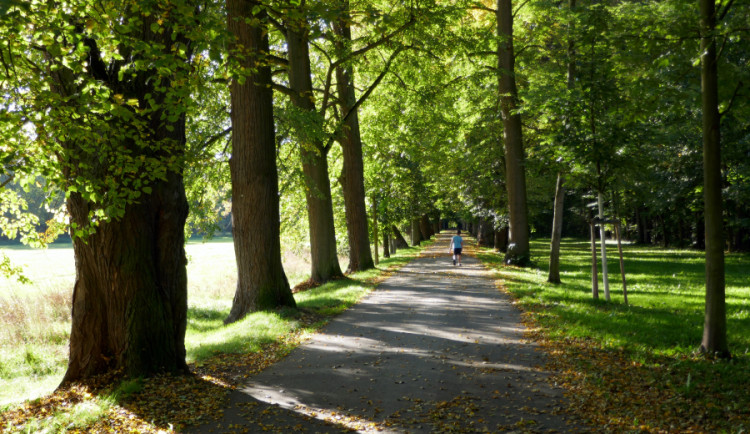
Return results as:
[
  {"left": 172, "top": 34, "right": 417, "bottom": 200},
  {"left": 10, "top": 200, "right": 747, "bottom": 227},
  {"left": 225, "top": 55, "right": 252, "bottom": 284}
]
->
[
  {"left": 0, "top": 237, "right": 359, "bottom": 407},
  {"left": 476, "top": 238, "right": 750, "bottom": 432},
  {"left": 0, "top": 237, "right": 424, "bottom": 416}
]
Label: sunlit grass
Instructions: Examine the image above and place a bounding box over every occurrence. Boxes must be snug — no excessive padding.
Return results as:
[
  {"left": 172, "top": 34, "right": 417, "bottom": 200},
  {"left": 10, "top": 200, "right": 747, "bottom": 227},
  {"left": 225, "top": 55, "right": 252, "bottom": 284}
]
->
[
  {"left": 476, "top": 238, "right": 750, "bottom": 431},
  {"left": 478, "top": 238, "right": 750, "bottom": 356}
]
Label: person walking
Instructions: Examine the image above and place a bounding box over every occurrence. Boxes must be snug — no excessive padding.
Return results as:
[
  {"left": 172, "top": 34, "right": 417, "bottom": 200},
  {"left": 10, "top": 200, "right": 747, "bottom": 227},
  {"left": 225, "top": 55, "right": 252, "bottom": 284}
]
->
[{"left": 449, "top": 230, "right": 464, "bottom": 266}]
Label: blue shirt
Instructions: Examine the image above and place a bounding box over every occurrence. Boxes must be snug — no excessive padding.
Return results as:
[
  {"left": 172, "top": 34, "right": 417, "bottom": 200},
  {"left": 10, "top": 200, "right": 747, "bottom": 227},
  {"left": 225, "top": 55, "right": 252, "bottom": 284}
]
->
[{"left": 452, "top": 235, "right": 463, "bottom": 249}]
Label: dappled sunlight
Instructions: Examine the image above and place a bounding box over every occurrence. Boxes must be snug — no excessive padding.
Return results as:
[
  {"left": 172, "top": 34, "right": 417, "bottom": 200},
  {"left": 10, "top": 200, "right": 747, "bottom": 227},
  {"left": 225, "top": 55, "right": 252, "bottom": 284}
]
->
[{"left": 199, "top": 232, "right": 573, "bottom": 432}]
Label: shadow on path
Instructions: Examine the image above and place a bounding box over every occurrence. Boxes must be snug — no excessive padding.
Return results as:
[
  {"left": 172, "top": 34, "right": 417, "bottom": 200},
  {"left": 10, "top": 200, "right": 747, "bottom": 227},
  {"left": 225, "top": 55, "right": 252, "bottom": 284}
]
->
[{"left": 189, "top": 232, "right": 582, "bottom": 433}]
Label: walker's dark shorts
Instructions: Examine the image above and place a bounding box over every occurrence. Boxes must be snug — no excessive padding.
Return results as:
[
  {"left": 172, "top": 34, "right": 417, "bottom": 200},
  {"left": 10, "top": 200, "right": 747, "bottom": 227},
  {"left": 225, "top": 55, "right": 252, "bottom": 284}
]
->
[{"left": 454, "top": 248, "right": 462, "bottom": 255}]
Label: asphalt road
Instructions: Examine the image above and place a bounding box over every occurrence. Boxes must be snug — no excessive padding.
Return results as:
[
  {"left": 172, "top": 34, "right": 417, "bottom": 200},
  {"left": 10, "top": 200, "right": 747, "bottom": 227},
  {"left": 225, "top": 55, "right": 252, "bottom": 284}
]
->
[{"left": 190, "top": 233, "right": 580, "bottom": 433}]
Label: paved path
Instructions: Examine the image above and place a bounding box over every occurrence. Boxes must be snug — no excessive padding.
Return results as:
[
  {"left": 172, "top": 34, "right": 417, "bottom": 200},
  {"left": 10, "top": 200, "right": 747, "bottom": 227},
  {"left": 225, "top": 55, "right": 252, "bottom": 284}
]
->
[{"left": 191, "top": 233, "right": 579, "bottom": 433}]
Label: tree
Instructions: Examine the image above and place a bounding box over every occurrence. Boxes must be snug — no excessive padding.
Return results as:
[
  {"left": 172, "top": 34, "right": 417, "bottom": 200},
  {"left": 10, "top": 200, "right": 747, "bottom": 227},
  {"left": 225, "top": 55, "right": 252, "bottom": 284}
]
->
[
  {"left": 284, "top": 4, "right": 345, "bottom": 284},
  {"left": 497, "top": 0, "right": 530, "bottom": 266},
  {"left": 333, "top": 1, "right": 374, "bottom": 273},
  {"left": 2, "top": 0, "right": 206, "bottom": 381},
  {"left": 698, "top": 0, "right": 728, "bottom": 358},
  {"left": 224, "top": 0, "right": 296, "bottom": 324}
]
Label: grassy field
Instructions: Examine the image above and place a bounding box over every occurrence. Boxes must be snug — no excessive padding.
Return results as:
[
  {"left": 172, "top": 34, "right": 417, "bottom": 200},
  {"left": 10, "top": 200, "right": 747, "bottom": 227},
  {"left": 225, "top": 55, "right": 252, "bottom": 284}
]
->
[
  {"left": 0, "top": 237, "right": 350, "bottom": 407},
  {"left": 476, "top": 238, "right": 750, "bottom": 432}
]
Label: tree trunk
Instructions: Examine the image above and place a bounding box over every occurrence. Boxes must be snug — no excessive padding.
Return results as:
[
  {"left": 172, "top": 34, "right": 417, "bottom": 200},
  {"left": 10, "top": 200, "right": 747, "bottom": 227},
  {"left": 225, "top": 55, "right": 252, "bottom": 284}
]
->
[
  {"left": 548, "top": 174, "right": 565, "bottom": 284},
  {"left": 420, "top": 214, "right": 433, "bottom": 240},
  {"left": 334, "top": 4, "right": 374, "bottom": 273},
  {"left": 496, "top": 226, "right": 509, "bottom": 253},
  {"left": 411, "top": 218, "right": 422, "bottom": 246},
  {"left": 59, "top": 7, "right": 191, "bottom": 383},
  {"left": 382, "top": 226, "right": 391, "bottom": 258},
  {"left": 615, "top": 222, "right": 628, "bottom": 305},
  {"left": 695, "top": 211, "right": 705, "bottom": 249},
  {"left": 476, "top": 218, "right": 485, "bottom": 246},
  {"left": 636, "top": 207, "right": 647, "bottom": 244},
  {"left": 287, "top": 20, "right": 343, "bottom": 284},
  {"left": 497, "top": 0, "right": 530, "bottom": 266},
  {"left": 392, "top": 225, "right": 409, "bottom": 249},
  {"left": 63, "top": 173, "right": 189, "bottom": 383},
  {"left": 590, "top": 222, "right": 599, "bottom": 300},
  {"left": 225, "top": 0, "right": 295, "bottom": 324},
  {"left": 598, "top": 191, "right": 611, "bottom": 301},
  {"left": 478, "top": 219, "right": 495, "bottom": 248},
  {"left": 372, "top": 198, "right": 379, "bottom": 265},
  {"left": 699, "top": 0, "right": 729, "bottom": 357},
  {"left": 549, "top": 1, "right": 574, "bottom": 284}
]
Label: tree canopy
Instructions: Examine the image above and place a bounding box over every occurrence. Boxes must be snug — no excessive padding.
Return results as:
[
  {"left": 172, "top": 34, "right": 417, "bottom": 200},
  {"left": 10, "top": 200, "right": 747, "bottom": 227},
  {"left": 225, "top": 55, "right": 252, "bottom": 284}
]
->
[{"left": 1, "top": 0, "right": 748, "bottom": 377}]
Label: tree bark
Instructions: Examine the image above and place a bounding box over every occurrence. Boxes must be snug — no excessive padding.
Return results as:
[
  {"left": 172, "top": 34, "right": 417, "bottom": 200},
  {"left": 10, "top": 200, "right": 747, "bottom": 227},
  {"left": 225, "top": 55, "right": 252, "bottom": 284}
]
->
[
  {"left": 287, "top": 18, "right": 344, "bottom": 284},
  {"left": 497, "top": 0, "right": 530, "bottom": 266},
  {"left": 699, "top": 0, "right": 729, "bottom": 357},
  {"left": 411, "top": 218, "right": 422, "bottom": 246},
  {"left": 392, "top": 225, "right": 409, "bottom": 249},
  {"left": 548, "top": 174, "right": 565, "bottom": 284},
  {"left": 225, "top": 0, "right": 295, "bottom": 324},
  {"left": 63, "top": 170, "right": 189, "bottom": 383},
  {"left": 334, "top": 2, "right": 374, "bottom": 273}
]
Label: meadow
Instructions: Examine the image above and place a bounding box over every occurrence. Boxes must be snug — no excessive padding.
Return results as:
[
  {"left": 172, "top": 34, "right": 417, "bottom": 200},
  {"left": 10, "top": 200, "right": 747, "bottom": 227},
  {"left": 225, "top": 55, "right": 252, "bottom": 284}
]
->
[
  {"left": 0, "top": 238, "right": 348, "bottom": 407},
  {"left": 476, "top": 238, "right": 750, "bottom": 431}
]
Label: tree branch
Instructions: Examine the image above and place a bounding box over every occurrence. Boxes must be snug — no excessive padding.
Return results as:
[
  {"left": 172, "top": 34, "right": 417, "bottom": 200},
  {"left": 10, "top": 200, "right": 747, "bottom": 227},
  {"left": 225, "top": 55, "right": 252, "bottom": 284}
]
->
[
  {"left": 267, "top": 14, "right": 286, "bottom": 35},
  {"left": 468, "top": 1, "right": 496, "bottom": 13},
  {"left": 0, "top": 174, "right": 15, "bottom": 189},
  {"left": 272, "top": 82, "right": 296, "bottom": 97},
  {"left": 310, "top": 40, "right": 335, "bottom": 118},
  {"left": 267, "top": 54, "right": 289, "bottom": 67},
  {"left": 513, "top": 0, "right": 533, "bottom": 19},
  {"left": 717, "top": 0, "right": 736, "bottom": 21},
  {"left": 347, "top": 15, "right": 415, "bottom": 60},
  {"left": 719, "top": 80, "right": 743, "bottom": 118},
  {"left": 323, "top": 46, "right": 405, "bottom": 152},
  {"left": 194, "top": 127, "right": 232, "bottom": 154}
]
